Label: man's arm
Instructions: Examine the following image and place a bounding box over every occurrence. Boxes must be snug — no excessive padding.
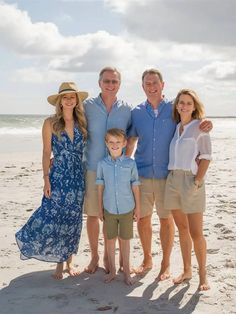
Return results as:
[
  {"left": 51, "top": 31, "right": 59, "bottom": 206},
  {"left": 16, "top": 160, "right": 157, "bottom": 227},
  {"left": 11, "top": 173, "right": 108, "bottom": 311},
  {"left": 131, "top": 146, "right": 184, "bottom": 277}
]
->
[
  {"left": 126, "top": 136, "right": 138, "bottom": 157},
  {"left": 97, "top": 185, "right": 105, "bottom": 221}
]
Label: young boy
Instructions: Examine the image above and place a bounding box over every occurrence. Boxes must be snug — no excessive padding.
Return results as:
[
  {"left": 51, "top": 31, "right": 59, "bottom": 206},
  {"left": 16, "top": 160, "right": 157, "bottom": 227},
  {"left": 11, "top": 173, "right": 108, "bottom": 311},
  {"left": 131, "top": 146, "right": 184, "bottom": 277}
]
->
[{"left": 96, "top": 128, "right": 140, "bottom": 285}]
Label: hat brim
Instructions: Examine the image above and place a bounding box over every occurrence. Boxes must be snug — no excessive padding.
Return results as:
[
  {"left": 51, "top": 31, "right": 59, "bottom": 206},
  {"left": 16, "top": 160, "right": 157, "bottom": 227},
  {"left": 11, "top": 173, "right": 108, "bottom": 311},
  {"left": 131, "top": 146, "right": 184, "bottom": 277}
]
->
[{"left": 47, "top": 91, "right": 88, "bottom": 106}]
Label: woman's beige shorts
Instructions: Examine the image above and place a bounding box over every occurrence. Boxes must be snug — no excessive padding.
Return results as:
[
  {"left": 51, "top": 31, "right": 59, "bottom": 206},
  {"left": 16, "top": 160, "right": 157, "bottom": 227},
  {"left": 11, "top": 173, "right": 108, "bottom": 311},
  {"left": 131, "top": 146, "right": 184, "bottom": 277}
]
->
[{"left": 164, "top": 170, "right": 206, "bottom": 214}]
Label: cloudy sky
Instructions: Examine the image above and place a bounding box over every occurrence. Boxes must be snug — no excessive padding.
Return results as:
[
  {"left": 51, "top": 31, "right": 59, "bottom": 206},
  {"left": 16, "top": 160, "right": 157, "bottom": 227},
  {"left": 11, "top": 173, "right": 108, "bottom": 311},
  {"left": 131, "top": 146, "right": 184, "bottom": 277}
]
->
[{"left": 0, "top": 0, "right": 235, "bottom": 116}]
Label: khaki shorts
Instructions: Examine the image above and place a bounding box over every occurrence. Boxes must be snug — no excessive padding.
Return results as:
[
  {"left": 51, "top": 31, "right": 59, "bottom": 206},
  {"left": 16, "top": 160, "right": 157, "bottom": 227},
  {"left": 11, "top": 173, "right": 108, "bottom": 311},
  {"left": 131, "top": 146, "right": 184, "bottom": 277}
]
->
[
  {"left": 83, "top": 170, "right": 99, "bottom": 216},
  {"left": 140, "top": 177, "right": 171, "bottom": 219},
  {"left": 164, "top": 170, "right": 205, "bottom": 214},
  {"left": 104, "top": 210, "right": 133, "bottom": 240}
]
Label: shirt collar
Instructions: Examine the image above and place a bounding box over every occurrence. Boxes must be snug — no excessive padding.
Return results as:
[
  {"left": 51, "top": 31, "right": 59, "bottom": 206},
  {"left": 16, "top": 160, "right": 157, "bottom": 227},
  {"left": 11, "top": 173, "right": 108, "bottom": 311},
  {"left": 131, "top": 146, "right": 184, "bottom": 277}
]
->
[
  {"left": 107, "top": 153, "right": 125, "bottom": 163},
  {"left": 98, "top": 94, "right": 119, "bottom": 110},
  {"left": 177, "top": 119, "right": 198, "bottom": 130},
  {"left": 145, "top": 97, "right": 166, "bottom": 117}
]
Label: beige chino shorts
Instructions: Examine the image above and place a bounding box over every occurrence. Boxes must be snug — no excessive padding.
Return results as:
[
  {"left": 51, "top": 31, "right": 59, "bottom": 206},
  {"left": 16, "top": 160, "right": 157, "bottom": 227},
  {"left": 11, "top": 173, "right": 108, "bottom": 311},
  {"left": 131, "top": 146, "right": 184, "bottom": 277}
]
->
[
  {"left": 164, "top": 170, "right": 206, "bottom": 214},
  {"left": 140, "top": 177, "right": 171, "bottom": 219},
  {"left": 83, "top": 170, "right": 99, "bottom": 216}
]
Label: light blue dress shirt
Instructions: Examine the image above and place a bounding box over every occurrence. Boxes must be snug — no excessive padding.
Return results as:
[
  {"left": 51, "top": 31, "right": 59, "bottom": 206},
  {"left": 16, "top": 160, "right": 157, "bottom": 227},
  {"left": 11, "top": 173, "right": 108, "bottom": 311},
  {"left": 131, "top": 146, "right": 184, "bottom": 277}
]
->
[
  {"left": 83, "top": 95, "right": 132, "bottom": 171},
  {"left": 96, "top": 155, "right": 140, "bottom": 214},
  {"left": 128, "top": 98, "right": 176, "bottom": 179}
]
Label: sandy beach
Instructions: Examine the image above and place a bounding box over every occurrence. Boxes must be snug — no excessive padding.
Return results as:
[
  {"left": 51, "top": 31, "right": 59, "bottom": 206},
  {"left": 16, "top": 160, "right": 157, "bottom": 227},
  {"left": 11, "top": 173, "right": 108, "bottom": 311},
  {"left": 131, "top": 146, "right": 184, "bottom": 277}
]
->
[{"left": 0, "top": 119, "right": 236, "bottom": 314}]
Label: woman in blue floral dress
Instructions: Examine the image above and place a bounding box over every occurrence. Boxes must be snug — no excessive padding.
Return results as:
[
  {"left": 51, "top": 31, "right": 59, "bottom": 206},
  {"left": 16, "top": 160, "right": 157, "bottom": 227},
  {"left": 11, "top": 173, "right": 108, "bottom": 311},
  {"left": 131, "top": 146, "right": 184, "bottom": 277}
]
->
[{"left": 15, "top": 82, "right": 88, "bottom": 279}]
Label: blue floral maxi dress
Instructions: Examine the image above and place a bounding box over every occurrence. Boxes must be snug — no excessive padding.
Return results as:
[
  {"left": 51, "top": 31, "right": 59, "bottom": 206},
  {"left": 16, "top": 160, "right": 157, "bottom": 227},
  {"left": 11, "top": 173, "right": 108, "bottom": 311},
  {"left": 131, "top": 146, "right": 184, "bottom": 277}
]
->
[{"left": 15, "top": 127, "right": 85, "bottom": 262}]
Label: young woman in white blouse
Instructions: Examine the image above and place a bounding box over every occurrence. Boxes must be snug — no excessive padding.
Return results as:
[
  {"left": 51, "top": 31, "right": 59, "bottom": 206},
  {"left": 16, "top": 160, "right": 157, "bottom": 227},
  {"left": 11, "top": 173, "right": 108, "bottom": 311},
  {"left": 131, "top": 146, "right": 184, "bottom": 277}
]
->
[{"left": 164, "top": 89, "right": 212, "bottom": 291}]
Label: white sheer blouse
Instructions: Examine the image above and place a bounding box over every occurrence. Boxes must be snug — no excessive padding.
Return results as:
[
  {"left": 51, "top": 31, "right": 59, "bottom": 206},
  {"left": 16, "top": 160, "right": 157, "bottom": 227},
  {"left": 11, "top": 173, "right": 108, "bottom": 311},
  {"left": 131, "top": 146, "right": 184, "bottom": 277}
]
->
[{"left": 168, "top": 119, "right": 212, "bottom": 175}]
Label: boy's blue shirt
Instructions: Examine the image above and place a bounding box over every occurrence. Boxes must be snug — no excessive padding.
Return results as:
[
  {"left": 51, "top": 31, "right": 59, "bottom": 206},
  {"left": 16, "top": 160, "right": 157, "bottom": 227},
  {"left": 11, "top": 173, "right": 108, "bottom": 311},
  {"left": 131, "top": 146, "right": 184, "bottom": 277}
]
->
[{"left": 96, "top": 154, "right": 140, "bottom": 215}]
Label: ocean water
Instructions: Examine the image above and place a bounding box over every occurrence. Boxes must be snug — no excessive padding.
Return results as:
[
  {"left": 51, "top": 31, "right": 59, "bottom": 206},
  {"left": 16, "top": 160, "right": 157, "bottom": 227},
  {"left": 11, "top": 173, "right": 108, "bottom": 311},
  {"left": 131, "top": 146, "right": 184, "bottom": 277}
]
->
[
  {"left": 0, "top": 114, "right": 236, "bottom": 153},
  {"left": 0, "top": 115, "right": 46, "bottom": 153}
]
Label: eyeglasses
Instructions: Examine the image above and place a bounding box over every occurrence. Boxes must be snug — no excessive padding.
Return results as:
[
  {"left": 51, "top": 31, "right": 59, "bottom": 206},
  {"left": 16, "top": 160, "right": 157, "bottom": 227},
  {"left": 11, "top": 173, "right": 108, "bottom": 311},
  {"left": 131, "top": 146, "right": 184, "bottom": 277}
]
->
[{"left": 102, "top": 79, "right": 120, "bottom": 85}]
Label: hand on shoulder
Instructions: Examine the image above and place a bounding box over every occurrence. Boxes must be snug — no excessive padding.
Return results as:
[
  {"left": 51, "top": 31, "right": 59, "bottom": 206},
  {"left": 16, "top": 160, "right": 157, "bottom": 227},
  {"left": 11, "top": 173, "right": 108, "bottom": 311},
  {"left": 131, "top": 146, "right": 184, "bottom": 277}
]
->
[{"left": 199, "top": 119, "right": 213, "bottom": 133}]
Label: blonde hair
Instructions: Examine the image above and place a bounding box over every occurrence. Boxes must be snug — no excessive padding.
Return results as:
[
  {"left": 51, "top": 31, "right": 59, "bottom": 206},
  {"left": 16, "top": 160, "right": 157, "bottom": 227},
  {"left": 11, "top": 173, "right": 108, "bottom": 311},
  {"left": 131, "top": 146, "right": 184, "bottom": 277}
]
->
[
  {"left": 105, "top": 128, "right": 126, "bottom": 142},
  {"left": 173, "top": 89, "right": 205, "bottom": 123},
  {"left": 51, "top": 94, "right": 87, "bottom": 140}
]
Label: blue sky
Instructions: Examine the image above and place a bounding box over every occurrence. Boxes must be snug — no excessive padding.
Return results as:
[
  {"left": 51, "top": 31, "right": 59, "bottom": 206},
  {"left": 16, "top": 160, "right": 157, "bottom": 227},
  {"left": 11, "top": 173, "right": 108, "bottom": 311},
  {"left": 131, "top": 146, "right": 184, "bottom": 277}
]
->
[{"left": 0, "top": 0, "right": 235, "bottom": 116}]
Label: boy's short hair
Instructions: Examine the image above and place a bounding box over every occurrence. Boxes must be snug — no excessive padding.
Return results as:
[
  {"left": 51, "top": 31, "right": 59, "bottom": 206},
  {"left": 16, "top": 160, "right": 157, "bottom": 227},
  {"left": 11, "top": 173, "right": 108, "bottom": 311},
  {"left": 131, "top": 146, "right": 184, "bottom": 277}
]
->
[{"left": 105, "top": 128, "right": 127, "bottom": 142}]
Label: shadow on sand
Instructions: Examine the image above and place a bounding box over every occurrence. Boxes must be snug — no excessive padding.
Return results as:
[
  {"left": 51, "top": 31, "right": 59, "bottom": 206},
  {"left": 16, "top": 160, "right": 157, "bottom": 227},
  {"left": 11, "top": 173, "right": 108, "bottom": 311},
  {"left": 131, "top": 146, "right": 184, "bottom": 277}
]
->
[{"left": 0, "top": 268, "right": 202, "bottom": 314}]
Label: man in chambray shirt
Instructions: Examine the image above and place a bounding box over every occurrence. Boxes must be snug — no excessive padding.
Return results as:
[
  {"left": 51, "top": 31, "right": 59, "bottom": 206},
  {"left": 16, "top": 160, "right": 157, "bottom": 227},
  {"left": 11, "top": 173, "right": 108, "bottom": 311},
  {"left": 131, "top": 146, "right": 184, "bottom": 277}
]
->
[
  {"left": 127, "top": 68, "right": 212, "bottom": 281},
  {"left": 83, "top": 67, "right": 132, "bottom": 274},
  {"left": 127, "top": 68, "right": 176, "bottom": 280}
]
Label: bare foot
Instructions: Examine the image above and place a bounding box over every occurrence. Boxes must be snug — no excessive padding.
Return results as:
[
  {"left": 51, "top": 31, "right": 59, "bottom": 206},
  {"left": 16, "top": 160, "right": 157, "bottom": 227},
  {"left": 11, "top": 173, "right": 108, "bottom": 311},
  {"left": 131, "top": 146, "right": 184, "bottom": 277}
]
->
[
  {"left": 65, "top": 263, "right": 80, "bottom": 276},
  {"left": 124, "top": 273, "right": 134, "bottom": 286},
  {"left": 84, "top": 257, "right": 99, "bottom": 274},
  {"left": 118, "top": 256, "right": 135, "bottom": 274},
  {"left": 199, "top": 282, "right": 210, "bottom": 291},
  {"left": 155, "top": 265, "right": 171, "bottom": 281},
  {"left": 199, "top": 271, "right": 210, "bottom": 291},
  {"left": 118, "top": 266, "right": 135, "bottom": 274},
  {"left": 104, "top": 272, "right": 116, "bottom": 283},
  {"left": 52, "top": 263, "right": 64, "bottom": 280},
  {"left": 173, "top": 270, "right": 192, "bottom": 284},
  {"left": 133, "top": 260, "right": 153, "bottom": 274}
]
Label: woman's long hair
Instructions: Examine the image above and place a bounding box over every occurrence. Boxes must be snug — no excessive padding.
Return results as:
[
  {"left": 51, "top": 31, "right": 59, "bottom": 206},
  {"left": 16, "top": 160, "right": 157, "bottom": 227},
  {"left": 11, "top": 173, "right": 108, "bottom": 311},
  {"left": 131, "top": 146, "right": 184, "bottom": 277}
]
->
[
  {"left": 51, "top": 94, "right": 87, "bottom": 140},
  {"left": 173, "top": 89, "right": 205, "bottom": 123}
]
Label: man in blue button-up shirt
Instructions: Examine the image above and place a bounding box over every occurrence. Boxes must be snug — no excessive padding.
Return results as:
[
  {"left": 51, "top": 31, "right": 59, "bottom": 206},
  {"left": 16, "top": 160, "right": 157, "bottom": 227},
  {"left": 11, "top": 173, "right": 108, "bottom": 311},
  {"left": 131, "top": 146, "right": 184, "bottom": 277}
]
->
[
  {"left": 127, "top": 68, "right": 175, "bottom": 281},
  {"left": 83, "top": 67, "right": 132, "bottom": 274},
  {"left": 127, "top": 68, "right": 212, "bottom": 281}
]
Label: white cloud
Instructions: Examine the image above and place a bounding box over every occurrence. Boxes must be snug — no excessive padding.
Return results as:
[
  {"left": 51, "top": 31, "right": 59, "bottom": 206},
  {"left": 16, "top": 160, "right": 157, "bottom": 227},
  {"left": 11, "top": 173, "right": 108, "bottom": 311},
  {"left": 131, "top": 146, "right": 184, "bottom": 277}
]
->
[
  {"left": 13, "top": 67, "right": 75, "bottom": 83},
  {"left": 104, "top": 0, "right": 136, "bottom": 13},
  {"left": 197, "top": 61, "right": 236, "bottom": 81},
  {"left": 0, "top": 2, "right": 137, "bottom": 71},
  {"left": 0, "top": 0, "right": 235, "bottom": 116},
  {"left": 105, "top": 0, "right": 236, "bottom": 46},
  {"left": 0, "top": 2, "right": 65, "bottom": 55},
  {"left": 48, "top": 31, "right": 137, "bottom": 72}
]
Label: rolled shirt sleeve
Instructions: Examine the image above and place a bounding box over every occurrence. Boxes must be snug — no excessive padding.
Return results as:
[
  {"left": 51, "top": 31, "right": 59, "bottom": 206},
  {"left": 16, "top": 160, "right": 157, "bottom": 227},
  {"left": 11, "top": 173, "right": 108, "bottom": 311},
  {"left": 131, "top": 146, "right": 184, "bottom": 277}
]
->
[
  {"left": 130, "top": 161, "right": 141, "bottom": 186},
  {"left": 197, "top": 133, "right": 212, "bottom": 161},
  {"left": 96, "top": 161, "right": 104, "bottom": 185}
]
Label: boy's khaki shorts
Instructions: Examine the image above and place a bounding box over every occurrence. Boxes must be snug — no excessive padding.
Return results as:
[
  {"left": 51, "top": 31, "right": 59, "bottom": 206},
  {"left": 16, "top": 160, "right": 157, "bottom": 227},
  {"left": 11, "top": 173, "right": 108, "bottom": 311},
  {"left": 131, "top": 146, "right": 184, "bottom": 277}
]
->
[
  {"left": 164, "top": 170, "right": 205, "bottom": 214},
  {"left": 104, "top": 210, "right": 133, "bottom": 240},
  {"left": 83, "top": 171, "right": 99, "bottom": 216},
  {"left": 140, "top": 177, "right": 171, "bottom": 218}
]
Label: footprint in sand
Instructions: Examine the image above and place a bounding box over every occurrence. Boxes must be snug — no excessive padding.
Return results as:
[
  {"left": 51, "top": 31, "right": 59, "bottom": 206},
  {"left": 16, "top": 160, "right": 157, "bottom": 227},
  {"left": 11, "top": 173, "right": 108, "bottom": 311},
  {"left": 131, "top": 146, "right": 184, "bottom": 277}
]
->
[
  {"left": 207, "top": 248, "right": 220, "bottom": 254},
  {"left": 214, "top": 223, "right": 224, "bottom": 228}
]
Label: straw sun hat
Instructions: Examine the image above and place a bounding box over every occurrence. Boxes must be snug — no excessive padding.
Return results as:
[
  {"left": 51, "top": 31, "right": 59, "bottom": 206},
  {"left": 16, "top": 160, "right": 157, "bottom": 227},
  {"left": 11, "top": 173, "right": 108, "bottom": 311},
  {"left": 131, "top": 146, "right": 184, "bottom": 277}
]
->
[{"left": 47, "top": 82, "right": 88, "bottom": 106}]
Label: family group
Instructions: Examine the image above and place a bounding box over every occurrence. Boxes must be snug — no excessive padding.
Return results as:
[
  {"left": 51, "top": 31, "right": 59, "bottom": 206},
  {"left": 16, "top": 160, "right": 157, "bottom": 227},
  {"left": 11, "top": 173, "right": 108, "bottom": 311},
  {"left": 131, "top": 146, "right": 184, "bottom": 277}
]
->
[{"left": 15, "top": 67, "right": 212, "bottom": 291}]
